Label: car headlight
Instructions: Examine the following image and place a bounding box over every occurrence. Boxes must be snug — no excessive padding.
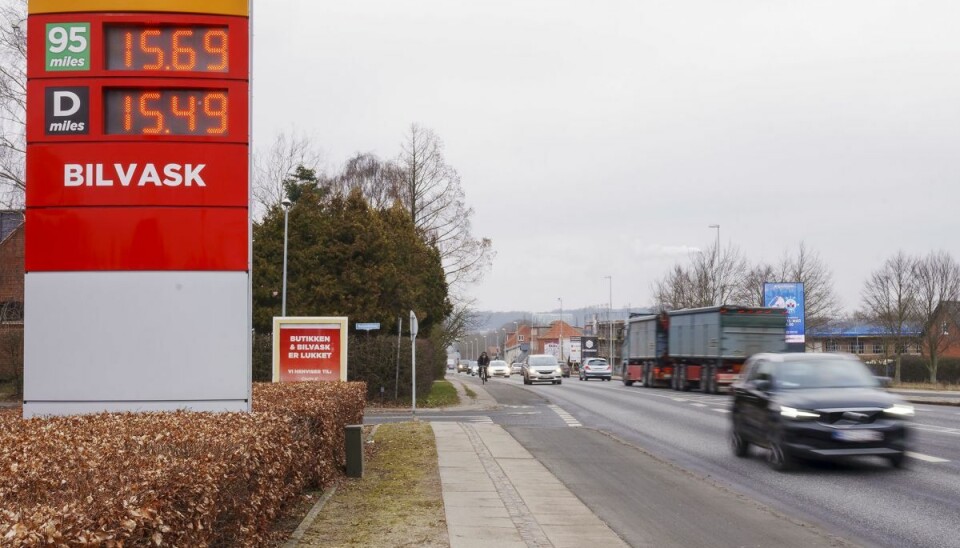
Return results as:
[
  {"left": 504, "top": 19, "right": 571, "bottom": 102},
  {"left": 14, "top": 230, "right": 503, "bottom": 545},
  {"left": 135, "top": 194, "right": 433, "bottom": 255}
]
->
[
  {"left": 780, "top": 406, "right": 820, "bottom": 420},
  {"left": 555, "top": 367, "right": 562, "bottom": 374},
  {"left": 884, "top": 404, "right": 915, "bottom": 417}
]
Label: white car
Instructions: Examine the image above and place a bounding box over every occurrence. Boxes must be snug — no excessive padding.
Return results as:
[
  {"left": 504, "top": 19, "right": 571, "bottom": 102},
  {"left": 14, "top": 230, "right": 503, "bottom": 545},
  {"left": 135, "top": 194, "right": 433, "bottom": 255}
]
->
[
  {"left": 511, "top": 362, "right": 524, "bottom": 375},
  {"left": 488, "top": 360, "right": 510, "bottom": 378}
]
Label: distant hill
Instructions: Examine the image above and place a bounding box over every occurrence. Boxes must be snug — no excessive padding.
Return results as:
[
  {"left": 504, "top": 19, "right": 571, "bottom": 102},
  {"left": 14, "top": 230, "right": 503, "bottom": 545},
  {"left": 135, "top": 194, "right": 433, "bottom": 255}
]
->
[{"left": 471, "top": 307, "right": 655, "bottom": 333}]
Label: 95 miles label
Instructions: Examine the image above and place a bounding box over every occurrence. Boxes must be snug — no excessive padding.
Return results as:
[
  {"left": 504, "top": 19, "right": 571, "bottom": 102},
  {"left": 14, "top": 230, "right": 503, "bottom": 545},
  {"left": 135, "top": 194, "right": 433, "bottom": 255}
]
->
[{"left": 46, "top": 22, "right": 90, "bottom": 71}]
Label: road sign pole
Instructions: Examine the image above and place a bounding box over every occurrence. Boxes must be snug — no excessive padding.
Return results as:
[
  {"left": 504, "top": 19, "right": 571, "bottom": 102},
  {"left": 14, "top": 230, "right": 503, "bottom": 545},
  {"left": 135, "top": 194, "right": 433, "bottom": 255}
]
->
[{"left": 410, "top": 311, "right": 418, "bottom": 417}]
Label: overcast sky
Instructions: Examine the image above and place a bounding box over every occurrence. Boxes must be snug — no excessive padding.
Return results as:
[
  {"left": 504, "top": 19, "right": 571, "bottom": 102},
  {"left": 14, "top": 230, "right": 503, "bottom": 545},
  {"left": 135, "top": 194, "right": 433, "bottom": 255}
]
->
[{"left": 253, "top": 1, "right": 960, "bottom": 315}]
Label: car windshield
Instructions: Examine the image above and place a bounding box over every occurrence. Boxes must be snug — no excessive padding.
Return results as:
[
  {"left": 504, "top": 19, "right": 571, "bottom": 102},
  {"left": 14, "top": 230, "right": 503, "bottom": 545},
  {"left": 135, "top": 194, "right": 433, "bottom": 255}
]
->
[
  {"left": 775, "top": 359, "right": 879, "bottom": 389},
  {"left": 588, "top": 360, "right": 608, "bottom": 366},
  {"left": 529, "top": 356, "right": 558, "bottom": 366},
  {"left": 490, "top": 361, "right": 507, "bottom": 367}
]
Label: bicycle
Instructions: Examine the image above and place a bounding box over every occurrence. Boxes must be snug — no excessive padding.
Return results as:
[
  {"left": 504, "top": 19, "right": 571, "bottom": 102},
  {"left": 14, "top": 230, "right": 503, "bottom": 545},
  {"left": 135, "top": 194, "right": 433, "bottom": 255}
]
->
[{"left": 479, "top": 365, "right": 488, "bottom": 384}]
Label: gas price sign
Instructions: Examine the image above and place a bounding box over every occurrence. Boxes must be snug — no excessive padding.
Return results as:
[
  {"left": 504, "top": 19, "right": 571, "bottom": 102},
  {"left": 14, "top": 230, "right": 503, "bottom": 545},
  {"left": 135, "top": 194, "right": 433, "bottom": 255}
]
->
[
  {"left": 105, "top": 26, "right": 229, "bottom": 72},
  {"left": 104, "top": 88, "right": 229, "bottom": 135},
  {"left": 24, "top": 0, "right": 251, "bottom": 417}
]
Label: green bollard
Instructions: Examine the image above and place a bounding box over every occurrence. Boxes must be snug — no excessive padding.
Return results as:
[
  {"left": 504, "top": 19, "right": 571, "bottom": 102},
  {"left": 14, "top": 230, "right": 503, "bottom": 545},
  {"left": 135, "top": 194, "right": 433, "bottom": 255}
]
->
[{"left": 345, "top": 424, "right": 363, "bottom": 478}]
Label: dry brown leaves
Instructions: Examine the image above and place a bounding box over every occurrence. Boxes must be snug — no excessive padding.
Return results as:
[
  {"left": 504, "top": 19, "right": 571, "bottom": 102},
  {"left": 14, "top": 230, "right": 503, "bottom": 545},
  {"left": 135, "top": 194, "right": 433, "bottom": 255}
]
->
[{"left": 0, "top": 382, "right": 365, "bottom": 547}]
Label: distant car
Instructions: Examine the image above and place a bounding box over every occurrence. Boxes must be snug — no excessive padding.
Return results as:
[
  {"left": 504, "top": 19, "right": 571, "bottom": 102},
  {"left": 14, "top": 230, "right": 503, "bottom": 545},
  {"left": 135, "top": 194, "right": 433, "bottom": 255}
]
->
[
  {"left": 488, "top": 360, "right": 510, "bottom": 378},
  {"left": 731, "top": 353, "right": 912, "bottom": 471},
  {"left": 522, "top": 354, "right": 563, "bottom": 385},
  {"left": 579, "top": 358, "right": 612, "bottom": 381},
  {"left": 457, "top": 360, "right": 470, "bottom": 374},
  {"left": 469, "top": 362, "right": 478, "bottom": 376},
  {"left": 511, "top": 362, "right": 524, "bottom": 375}
]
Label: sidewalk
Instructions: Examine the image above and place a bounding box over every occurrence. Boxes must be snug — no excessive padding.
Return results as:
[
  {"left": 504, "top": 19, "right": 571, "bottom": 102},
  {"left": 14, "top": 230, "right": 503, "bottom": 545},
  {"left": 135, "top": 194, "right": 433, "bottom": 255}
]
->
[
  {"left": 433, "top": 421, "right": 627, "bottom": 548},
  {"left": 357, "top": 376, "right": 627, "bottom": 547}
]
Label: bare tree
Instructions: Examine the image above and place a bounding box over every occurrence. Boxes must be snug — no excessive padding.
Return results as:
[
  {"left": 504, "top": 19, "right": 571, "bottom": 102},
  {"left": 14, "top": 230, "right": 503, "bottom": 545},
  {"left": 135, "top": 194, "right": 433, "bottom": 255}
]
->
[
  {"left": 398, "top": 124, "right": 492, "bottom": 292},
  {"left": 775, "top": 242, "right": 839, "bottom": 330},
  {"left": 861, "top": 251, "right": 918, "bottom": 382},
  {"left": 0, "top": 0, "right": 26, "bottom": 208},
  {"left": 912, "top": 250, "right": 960, "bottom": 383},
  {"left": 742, "top": 262, "right": 776, "bottom": 307},
  {"left": 252, "top": 130, "right": 323, "bottom": 219},
  {"left": 326, "top": 152, "right": 403, "bottom": 210},
  {"left": 652, "top": 242, "right": 748, "bottom": 310}
]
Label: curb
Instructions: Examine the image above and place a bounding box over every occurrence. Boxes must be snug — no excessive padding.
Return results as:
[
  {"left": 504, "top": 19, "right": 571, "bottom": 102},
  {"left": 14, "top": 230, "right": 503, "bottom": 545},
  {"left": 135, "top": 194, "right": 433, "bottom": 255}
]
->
[{"left": 282, "top": 486, "right": 338, "bottom": 548}]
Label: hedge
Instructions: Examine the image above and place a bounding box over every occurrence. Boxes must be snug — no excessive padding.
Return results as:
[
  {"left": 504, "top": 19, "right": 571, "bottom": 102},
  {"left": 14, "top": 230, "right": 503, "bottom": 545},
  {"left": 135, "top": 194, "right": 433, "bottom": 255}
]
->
[{"left": 0, "top": 381, "right": 365, "bottom": 547}]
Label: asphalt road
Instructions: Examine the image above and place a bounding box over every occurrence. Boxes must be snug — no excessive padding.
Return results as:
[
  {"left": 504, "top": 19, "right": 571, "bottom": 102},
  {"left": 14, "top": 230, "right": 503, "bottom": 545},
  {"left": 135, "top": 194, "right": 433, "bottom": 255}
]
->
[{"left": 438, "top": 372, "right": 960, "bottom": 548}]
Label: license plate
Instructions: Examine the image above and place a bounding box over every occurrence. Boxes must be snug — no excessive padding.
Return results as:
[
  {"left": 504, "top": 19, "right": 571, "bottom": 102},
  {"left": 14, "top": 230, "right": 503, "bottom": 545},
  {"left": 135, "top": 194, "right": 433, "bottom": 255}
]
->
[{"left": 833, "top": 430, "right": 883, "bottom": 442}]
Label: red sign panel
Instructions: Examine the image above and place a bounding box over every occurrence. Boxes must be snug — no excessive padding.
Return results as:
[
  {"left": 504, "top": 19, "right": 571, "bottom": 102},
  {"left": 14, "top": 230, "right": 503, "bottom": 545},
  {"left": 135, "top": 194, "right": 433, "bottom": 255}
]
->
[
  {"left": 27, "top": 13, "right": 249, "bottom": 80},
  {"left": 277, "top": 327, "right": 344, "bottom": 383},
  {"left": 26, "top": 207, "right": 247, "bottom": 271},
  {"left": 26, "top": 9, "right": 249, "bottom": 274},
  {"left": 27, "top": 142, "right": 247, "bottom": 207}
]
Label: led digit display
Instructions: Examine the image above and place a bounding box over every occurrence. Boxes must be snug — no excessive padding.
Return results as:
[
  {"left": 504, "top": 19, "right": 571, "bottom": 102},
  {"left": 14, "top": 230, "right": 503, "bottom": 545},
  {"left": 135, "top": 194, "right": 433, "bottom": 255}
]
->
[
  {"left": 105, "top": 26, "right": 229, "bottom": 72},
  {"left": 104, "top": 89, "right": 229, "bottom": 136}
]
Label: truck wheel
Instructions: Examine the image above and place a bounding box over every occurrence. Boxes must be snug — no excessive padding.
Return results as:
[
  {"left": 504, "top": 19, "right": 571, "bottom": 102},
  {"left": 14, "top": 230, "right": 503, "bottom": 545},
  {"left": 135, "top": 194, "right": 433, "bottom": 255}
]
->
[{"left": 624, "top": 379, "right": 634, "bottom": 386}]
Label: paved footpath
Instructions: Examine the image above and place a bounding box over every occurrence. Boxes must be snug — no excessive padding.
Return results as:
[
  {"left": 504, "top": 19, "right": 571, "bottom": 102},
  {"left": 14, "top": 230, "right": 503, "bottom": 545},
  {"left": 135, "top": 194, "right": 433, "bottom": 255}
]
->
[
  {"left": 433, "top": 376, "right": 626, "bottom": 547},
  {"left": 433, "top": 420, "right": 628, "bottom": 548}
]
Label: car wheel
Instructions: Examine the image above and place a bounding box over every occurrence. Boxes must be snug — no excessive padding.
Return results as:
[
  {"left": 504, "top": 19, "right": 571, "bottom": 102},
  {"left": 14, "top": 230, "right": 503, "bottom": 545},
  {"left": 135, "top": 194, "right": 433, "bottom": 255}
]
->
[
  {"left": 888, "top": 453, "right": 907, "bottom": 469},
  {"left": 557, "top": 379, "right": 562, "bottom": 385},
  {"left": 731, "top": 429, "right": 749, "bottom": 458},
  {"left": 766, "top": 432, "right": 794, "bottom": 472}
]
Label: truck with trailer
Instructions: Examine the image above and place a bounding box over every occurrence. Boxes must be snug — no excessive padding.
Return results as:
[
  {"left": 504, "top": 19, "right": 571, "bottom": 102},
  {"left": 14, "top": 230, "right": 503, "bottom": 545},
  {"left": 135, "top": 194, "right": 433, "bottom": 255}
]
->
[{"left": 621, "top": 306, "right": 787, "bottom": 393}]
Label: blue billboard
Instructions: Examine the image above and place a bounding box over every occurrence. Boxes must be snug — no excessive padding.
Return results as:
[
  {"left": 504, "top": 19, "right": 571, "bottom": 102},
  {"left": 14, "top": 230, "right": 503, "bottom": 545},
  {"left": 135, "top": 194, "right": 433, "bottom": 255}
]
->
[{"left": 764, "top": 282, "right": 805, "bottom": 343}]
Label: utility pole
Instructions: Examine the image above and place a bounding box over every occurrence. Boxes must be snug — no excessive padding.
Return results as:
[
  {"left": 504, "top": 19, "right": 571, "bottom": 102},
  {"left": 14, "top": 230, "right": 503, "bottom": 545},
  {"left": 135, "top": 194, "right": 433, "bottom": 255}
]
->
[{"left": 604, "top": 276, "right": 613, "bottom": 363}]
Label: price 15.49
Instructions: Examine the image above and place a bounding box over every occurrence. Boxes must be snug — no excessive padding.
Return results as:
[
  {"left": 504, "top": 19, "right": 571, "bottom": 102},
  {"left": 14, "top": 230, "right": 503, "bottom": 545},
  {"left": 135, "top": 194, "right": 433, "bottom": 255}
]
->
[{"left": 104, "top": 89, "right": 228, "bottom": 136}]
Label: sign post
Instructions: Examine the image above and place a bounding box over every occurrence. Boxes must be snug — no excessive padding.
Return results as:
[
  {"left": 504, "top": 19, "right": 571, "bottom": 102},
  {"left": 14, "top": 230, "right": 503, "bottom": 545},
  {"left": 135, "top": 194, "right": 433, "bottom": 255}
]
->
[
  {"left": 410, "top": 310, "right": 418, "bottom": 416},
  {"left": 24, "top": 0, "right": 251, "bottom": 417}
]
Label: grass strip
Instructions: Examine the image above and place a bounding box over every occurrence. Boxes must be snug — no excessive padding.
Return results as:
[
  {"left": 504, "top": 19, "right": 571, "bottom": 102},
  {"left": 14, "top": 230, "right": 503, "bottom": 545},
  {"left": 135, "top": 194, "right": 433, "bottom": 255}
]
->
[
  {"left": 296, "top": 422, "right": 447, "bottom": 547},
  {"left": 419, "top": 380, "right": 460, "bottom": 408}
]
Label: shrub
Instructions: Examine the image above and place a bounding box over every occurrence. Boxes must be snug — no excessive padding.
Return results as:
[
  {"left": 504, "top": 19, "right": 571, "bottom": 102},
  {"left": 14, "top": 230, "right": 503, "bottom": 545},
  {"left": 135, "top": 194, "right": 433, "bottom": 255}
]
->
[{"left": 0, "top": 381, "right": 365, "bottom": 546}]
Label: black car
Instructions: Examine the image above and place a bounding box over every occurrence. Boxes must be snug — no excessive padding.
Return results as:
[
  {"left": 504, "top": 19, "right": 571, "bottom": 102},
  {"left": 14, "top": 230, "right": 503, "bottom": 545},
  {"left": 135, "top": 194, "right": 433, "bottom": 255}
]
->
[{"left": 731, "top": 353, "right": 912, "bottom": 471}]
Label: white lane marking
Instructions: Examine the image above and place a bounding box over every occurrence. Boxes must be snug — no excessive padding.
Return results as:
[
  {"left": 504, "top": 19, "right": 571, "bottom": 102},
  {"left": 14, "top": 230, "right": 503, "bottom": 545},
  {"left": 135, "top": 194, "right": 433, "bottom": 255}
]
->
[
  {"left": 906, "top": 451, "right": 950, "bottom": 463},
  {"left": 913, "top": 423, "right": 960, "bottom": 436},
  {"left": 471, "top": 417, "right": 494, "bottom": 424},
  {"left": 671, "top": 398, "right": 688, "bottom": 402},
  {"left": 548, "top": 404, "right": 582, "bottom": 428},
  {"left": 712, "top": 408, "right": 731, "bottom": 414},
  {"left": 691, "top": 403, "right": 707, "bottom": 408}
]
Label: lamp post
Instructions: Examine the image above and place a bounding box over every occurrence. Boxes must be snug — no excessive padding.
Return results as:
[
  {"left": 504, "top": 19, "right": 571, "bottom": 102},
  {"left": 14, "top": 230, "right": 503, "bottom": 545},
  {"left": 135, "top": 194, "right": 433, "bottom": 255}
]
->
[
  {"left": 281, "top": 198, "right": 292, "bottom": 316},
  {"left": 500, "top": 328, "right": 506, "bottom": 358},
  {"left": 709, "top": 224, "right": 720, "bottom": 264},
  {"left": 604, "top": 275, "right": 613, "bottom": 363},
  {"left": 558, "top": 297, "right": 564, "bottom": 363},
  {"left": 513, "top": 321, "right": 519, "bottom": 362}
]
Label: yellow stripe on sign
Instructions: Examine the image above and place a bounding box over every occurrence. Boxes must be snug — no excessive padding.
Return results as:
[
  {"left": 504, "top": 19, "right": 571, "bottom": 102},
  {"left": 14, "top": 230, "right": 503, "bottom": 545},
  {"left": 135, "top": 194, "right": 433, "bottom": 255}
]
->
[{"left": 29, "top": 0, "right": 248, "bottom": 16}]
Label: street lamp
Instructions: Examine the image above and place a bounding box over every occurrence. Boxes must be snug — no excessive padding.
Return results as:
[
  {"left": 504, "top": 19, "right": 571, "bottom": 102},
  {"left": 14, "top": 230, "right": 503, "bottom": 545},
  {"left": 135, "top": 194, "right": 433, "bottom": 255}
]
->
[
  {"left": 500, "top": 328, "right": 506, "bottom": 358},
  {"left": 558, "top": 297, "right": 564, "bottom": 363},
  {"left": 513, "top": 321, "right": 519, "bottom": 362},
  {"left": 281, "top": 198, "right": 292, "bottom": 316},
  {"left": 604, "top": 275, "right": 613, "bottom": 363},
  {"left": 708, "top": 224, "right": 720, "bottom": 264}
]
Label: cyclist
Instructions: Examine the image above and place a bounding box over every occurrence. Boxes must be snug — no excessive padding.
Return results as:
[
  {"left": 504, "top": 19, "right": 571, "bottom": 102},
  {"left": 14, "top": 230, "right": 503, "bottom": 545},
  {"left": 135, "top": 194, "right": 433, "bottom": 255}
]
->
[{"left": 477, "top": 351, "right": 490, "bottom": 384}]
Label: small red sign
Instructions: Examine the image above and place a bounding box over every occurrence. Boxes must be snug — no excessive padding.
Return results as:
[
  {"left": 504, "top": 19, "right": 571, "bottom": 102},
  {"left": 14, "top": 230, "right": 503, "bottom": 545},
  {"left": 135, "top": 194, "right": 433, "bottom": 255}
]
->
[{"left": 277, "top": 327, "right": 343, "bottom": 382}]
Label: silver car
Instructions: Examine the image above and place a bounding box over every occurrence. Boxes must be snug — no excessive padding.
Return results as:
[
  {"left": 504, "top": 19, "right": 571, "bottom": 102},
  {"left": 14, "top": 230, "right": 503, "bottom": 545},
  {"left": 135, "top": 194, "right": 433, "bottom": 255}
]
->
[
  {"left": 522, "top": 354, "right": 564, "bottom": 385},
  {"left": 511, "top": 362, "right": 524, "bottom": 375},
  {"left": 488, "top": 360, "right": 510, "bottom": 378},
  {"left": 580, "top": 357, "right": 612, "bottom": 381}
]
